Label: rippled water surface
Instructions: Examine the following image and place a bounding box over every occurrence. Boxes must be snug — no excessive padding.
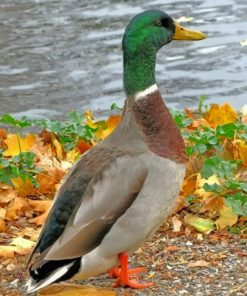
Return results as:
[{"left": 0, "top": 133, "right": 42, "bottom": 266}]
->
[{"left": 0, "top": 0, "right": 246, "bottom": 118}]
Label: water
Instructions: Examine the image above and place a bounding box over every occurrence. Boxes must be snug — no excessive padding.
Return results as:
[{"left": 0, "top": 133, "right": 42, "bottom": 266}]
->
[{"left": 0, "top": 0, "right": 246, "bottom": 119}]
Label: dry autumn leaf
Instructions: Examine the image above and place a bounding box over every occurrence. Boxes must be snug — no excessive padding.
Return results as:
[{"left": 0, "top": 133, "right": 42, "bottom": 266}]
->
[
  {"left": 5, "top": 197, "right": 31, "bottom": 220},
  {"left": 0, "top": 189, "right": 17, "bottom": 204},
  {"left": 0, "top": 128, "right": 7, "bottom": 139},
  {"left": 233, "top": 140, "right": 247, "bottom": 166},
  {"left": 182, "top": 176, "right": 197, "bottom": 196},
  {"left": 18, "top": 227, "right": 41, "bottom": 241},
  {"left": 3, "top": 133, "right": 36, "bottom": 156},
  {"left": 53, "top": 137, "right": 64, "bottom": 161},
  {"left": 11, "top": 177, "right": 35, "bottom": 197},
  {"left": 202, "top": 196, "right": 225, "bottom": 213},
  {"left": 76, "top": 140, "right": 92, "bottom": 154},
  {"left": 96, "top": 115, "right": 121, "bottom": 140},
  {"left": 0, "top": 246, "right": 16, "bottom": 258},
  {"left": 205, "top": 103, "right": 237, "bottom": 128},
  {"left": 165, "top": 245, "right": 181, "bottom": 252},
  {"left": 28, "top": 199, "right": 52, "bottom": 213},
  {"left": 0, "top": 207, "right": 6, "bottom": 219},
  {"left": 188, "top": 260, "right": 210, "bottom": 268},
  {"left": 38, "top": 283, "right": 116, "bottom": 296},
  {"left": 215, "top": 205, "right": 238, "bottom": 230},
  {"left": 184, "top": 214, "right": 214, "bottom": 234},
  {"left": 85, "top": 111, "right": 121, "bottom": 141},
  {"left": 67, "top": 148, "right": 80, "bottom": 163},
  {"left": 0, "top": 243, "right": 33, "bottom": 259},
  {"left": 36, "top": 168, "right": 65, "bottom": 195},
  {"left": 11, "top": 236, "right": 36, "bottom": 250},
  {"left": 195, "top": 174, "right": 220, "bottom": 199},
  {"left": 28, "top": 199, "right": 52, "bottom": 225},
  {"left": 172, "top": 216, "right": 182, "bottom": 232},
  {"left": 29, "top": 210, "right": 50, "bottom": 226},
  {"left": 0, "top": 218, "right": 6, "bottom": 232}
]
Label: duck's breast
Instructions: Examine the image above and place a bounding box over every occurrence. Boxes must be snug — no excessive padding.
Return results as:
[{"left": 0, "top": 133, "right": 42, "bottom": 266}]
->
[{"left": 98, "top": 152, "right": 186, "bottom": 257}]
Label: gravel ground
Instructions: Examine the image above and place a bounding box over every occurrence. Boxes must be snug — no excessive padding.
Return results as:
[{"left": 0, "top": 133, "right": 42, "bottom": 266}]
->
[{"left": 1, "top": 226, "right": 246, "bottom": 296}]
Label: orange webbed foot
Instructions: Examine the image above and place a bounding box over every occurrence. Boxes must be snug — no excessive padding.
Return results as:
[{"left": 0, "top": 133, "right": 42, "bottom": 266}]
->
[
  {"left": 108, "top": 266, "right": 147, "bottom": 278},
  {"left": 113, "top": 277, "right": 155, "bottom": 289},
  {"left": 111, "top": 253, "right": 155, "bottom": 289}
]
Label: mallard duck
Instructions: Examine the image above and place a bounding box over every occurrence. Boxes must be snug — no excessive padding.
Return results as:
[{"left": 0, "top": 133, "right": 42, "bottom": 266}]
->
[{"left": 27, "top": 10, "right": 205, "bottom": 293}]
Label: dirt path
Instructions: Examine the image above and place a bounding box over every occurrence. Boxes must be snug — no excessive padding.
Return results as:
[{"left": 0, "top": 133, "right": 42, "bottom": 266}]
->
[{"left": 1, "top": 227, "right": 246, "bottom": 296}]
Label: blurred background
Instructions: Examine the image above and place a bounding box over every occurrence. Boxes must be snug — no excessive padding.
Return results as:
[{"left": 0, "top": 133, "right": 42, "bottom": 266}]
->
[{"left": 0, "top": 0, "right": 246, "bottom": 119}]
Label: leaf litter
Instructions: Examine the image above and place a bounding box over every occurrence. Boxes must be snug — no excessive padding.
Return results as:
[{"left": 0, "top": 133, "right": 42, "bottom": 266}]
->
[{"left": 0, "top": 102, "right": 246, "bottom": 295}]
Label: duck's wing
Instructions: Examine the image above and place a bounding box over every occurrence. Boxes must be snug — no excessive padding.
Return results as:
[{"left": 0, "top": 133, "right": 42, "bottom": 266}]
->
[
  {"left": 28, "top": 146, "right": 129, "bottom": 265},
  {"left": 30, "top": 146, "right": 147, "bottom": 266}
]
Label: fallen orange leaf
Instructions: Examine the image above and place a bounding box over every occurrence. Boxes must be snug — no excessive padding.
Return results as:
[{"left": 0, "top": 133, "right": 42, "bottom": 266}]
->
[
  {"left": 182, "top": 176, "right": 197, "bottom": 196},
  {"left": 205, "top": 103, "right": 237, "bottom": 128},
  {"left": 67, "top": 148, "right": 80, "bottom": 163},
  {"left": 184, "top": 214, "right": 214, "bottom": 233},
  {"left": 0, "top": 243, "right": 33, "bottom": 258},
  {"left": 5, "top": 197, "right": 31, "bottom": 220},
  {"left": 29, "top": 210, "right": 50, "bottom": 226},
  {"left": 0, "top": 128, "right": 7, "bottom": 139},
  {"left": 0, "top": 189, "right": 17, "bottom": 204},
  {"left": 76, "top": 140, "right": 92, "bottom": 154},
  {"left": 165, "top": 245, "right": 181, "bottom": 252},
  {"left": 11, "top": 236, "right": 36, "bottom": 249},
  {"left": 202, "top": 196, "right": 225, "bottom": 213},
  {"left": 11, "top": 177, "right": 35, "bottom": 197},
  {"left": 215, "top": 205, "right": 238, "bottom": 230},
  {"left": 0, "top": 218, "right": 6, "bottom": 232},
  {"left": 171, "top": 216, "right": 182, "bottom": 232},
  {"left": 0, "top": 207, "right": 6, "bottom": 219},
  {"left": 18, "top": 227, "right": 41, "bottom": 241},
  {"left": 0, "top": 246, "right": 16, "bottom": 258},
  {"left": 3, "top": 133, "right": 36, "bottom": 156},
  {"left": 188, "top": 260, "right": 209, "bottom": 268},
  {"left": 191, "top": 118, "right": 211, "bottom": 129},
  {"left": 53, "top": 137, "right": 64, "bottom": 161},
  {"left": 28, "top": 199, "right": 52, "bottom": 225},
  {"left": 96, "top": 115, "right": 121, "bottom": 140},
  {"left": 233, "top": 140, "right": 247, "bottom": 166},
  {"left": 28, "top": 199, "right": 52, "bottom": 213},
  {"left": 36, "top": 168, "right": 65, "bottom": 195}
]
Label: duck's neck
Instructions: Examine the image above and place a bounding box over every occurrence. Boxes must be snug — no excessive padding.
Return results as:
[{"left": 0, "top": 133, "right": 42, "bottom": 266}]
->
[
  {"left": 132, "top": 91, "right": 187, "bottom": 163},
  {"left": 123, "top": 49, "right": 156, "bottom": 96}
]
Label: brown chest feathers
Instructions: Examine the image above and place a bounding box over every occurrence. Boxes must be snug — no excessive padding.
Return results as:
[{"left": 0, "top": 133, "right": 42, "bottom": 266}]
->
[{"left": 132, "top": 91, "right": 187, "bottom": 163}]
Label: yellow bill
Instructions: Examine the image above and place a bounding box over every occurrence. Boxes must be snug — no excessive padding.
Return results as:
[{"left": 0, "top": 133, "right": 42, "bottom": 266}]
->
[{"left": 173, "top": 22, "right": 206, "bottom": 41}]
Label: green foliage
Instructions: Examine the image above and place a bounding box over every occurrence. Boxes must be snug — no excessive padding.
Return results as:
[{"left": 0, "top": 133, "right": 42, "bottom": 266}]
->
[
  {"left": 0, "top": 151, "right": 41, "bottom": 187},
  {"left": 201, "top": 156, "right": 241, "bottom": 179},
  {"left": 170, "top": 110, "right": 193, "bottom": 129},
  {"left": 0, "top": 104, "right": 246, "bottom": 220},
  {"left": 225, "top": 193, "right": 247, "bottom": 216},
  {"left": 0, "top": 114, "right": 32, "bottom": 128},
  {"left": 33, "top": 111, "right": 98, "bottom": 151},
  {"left": 111, "top": 103, "right": 123, "bottom": 111},
  {"left": 185, "top": 127, "right": 220, "bottom": 155},
  {"left": 198, "top": 95, "right": 208, "bottom": 113}
]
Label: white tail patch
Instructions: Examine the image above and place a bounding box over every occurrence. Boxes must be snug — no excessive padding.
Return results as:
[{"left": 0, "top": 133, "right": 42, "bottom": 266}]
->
[
  {"left": 27, "top": 262, "right": 73, "bottom": 293},
  {"left": 135, "top": 84, "right": 158, "bottom": 100}
]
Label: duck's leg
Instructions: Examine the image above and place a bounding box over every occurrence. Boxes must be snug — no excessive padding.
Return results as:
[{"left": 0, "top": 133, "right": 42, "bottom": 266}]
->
[{"left": 112, "top": 252, "right": 155, "bottom": 289}]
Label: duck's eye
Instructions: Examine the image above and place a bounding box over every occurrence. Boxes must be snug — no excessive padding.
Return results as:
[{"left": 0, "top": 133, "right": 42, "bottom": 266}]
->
[
  {"left": 161, "top": 18, "right": 171, "bottom": 28},
  {"left": 155, "top": 20, "right": 163, "bottom": 27}
]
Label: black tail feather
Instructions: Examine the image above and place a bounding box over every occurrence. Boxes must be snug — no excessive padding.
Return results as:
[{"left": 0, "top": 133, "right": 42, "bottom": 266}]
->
[{"left": 29, "top": 258, "right": 81, "bottom": 283}]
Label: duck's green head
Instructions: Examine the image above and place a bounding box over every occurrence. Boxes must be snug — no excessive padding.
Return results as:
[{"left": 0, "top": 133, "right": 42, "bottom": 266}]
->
[
  {"left": 123, "top": 9, "right": 205, "bottom": 55},
  {"left": 123, "top": 10, "right": 205, "bottom": 96}
]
